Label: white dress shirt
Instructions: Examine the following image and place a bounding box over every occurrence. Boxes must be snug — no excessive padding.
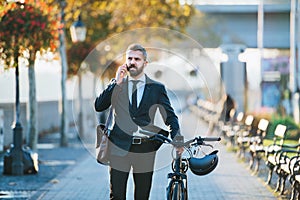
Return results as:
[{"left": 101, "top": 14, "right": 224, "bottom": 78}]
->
[
  {"left": 128, "top": 75, "right": 148, "bottom": 137},
  {"left": 128, "top": 74, "right": 146, "bottom": 108}
]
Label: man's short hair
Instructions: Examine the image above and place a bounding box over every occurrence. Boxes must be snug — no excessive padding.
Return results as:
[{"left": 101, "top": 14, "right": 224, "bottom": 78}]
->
[{"left": 127, "top": 43, "right": 147, "bottom": 61}]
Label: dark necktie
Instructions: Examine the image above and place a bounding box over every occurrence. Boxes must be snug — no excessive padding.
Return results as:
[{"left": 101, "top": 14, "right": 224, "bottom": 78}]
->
[{"left": 131, "top": 80, "right": 139, "bottom": 110}]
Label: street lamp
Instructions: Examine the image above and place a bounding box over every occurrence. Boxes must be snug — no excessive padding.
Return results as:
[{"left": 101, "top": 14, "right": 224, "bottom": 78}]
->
[
  {"left": 3, "top": 0, "right": 24, "bottom": 176},
  {"left": 69, "top": 15, "right": 87, "bottom": 139},
  {"left": 59, "top": 1, "right": 87, "bottom": 145},
  {"left": 3, "top": 0, "right": 38, "bottom": 176},
  {"left": 70, "top": 15, "right": 87, "bottom": 43}
]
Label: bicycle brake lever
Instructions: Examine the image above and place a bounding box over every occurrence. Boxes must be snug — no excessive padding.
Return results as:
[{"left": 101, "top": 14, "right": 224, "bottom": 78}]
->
[
  {"left": 203, "top": 143, "right": 214, "bottom": 149},
  {"left": 194, "top": 139, "right": 214, "bottom": 149}
]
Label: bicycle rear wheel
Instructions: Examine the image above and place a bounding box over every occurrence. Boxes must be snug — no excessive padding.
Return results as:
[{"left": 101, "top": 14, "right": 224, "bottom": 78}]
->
[{"left": 166, "top": 181, "right": 187, "bottom": 200}]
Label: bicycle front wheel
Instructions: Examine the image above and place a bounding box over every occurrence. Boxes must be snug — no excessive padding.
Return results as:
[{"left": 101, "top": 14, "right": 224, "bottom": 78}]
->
[{"left": 166, "top": 181, "right": 187, "bottom": 200}]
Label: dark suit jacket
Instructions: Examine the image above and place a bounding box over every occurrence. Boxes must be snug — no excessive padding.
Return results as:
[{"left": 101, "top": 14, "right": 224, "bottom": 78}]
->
[{"left": 94, "top": 75, "right": 180, "bottom": 156}]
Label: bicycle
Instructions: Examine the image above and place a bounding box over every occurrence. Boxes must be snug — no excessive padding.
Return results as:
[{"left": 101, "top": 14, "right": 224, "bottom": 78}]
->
[{"left": 140, "top": 129, "right": 221, "bottom": 200}]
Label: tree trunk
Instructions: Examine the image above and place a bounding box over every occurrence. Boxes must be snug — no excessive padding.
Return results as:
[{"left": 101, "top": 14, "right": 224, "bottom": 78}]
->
[
  {"left": 60, "top": 41, "right": 69, "bottom": 147},
  {"left": 78, "top": 74, "right": 84, "bottom": 139},
  {"left": 59, "top": 2, "right": 69, "bottom": 147},
  {"left": 27, "top": 62, "right": 38, "bottom": 151}
]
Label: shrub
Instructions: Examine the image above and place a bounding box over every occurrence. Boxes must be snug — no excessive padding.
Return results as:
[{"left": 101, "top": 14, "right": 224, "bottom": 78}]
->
[{"left": 266, "top": 115, "right": 299, "bottom": 139}]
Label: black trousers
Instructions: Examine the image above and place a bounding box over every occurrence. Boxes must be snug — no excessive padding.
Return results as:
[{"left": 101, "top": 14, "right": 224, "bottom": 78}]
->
[{"left": 109, "top": 142, "right": 156, "bottom": 200}]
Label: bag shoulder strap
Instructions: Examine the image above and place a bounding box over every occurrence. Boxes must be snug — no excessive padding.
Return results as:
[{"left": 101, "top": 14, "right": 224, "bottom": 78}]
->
[{"left": 105, "top": 107, "right": 113, "bottom": 129}]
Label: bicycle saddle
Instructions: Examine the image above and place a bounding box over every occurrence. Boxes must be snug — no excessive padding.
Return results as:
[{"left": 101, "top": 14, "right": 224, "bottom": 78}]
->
[{"left": 188, "top": 150, "right": 219, "bottom": 176}]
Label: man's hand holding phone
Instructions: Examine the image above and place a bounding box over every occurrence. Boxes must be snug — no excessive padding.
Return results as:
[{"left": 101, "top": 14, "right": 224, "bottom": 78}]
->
[{"left": 115, "top": 64, "right": 128, "bottom": 85}]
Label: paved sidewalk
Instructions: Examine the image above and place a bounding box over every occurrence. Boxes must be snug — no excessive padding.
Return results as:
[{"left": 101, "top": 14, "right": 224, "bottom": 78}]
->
[
  {"left": 32, "top": 143, "right": 279, "bottom": 200},
  {"left": 0, "top": 129, "right": 89, "bottom": 199},
  {"left": 31, "top": 110, "right": 280, "bottom": 200}
]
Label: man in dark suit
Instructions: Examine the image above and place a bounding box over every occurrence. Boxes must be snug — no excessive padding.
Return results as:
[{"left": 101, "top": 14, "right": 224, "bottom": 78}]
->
[{"left": 95, "top": 43, "right": 180, "bottom": 200}]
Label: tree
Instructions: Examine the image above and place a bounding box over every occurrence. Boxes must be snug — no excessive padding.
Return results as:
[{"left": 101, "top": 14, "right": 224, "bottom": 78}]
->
[
  {"left": 65, "top": 0, "right": 195, "bottom": 130},
  {"left": 0, "top": 1, "right": 59, "bottom": 150},
  {"left": 65, "top": 0, "right": 195, "bottom": 75},
  {"left": 106, "top": 0, "right": 194, "bottom": 33}
]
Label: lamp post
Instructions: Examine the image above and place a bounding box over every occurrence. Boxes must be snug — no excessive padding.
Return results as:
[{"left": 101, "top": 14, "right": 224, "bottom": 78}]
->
[
  {"left": 3, "top": 0, "right": 25, "bottom": 175},
  {"left": 9, "top": 56, "right": 24, "bottom": 175},
  {"left": 59, "top": 1, "right": 87, "bottom": 144},
  {"left": 70, "top": 16, "right": 87, "bottom": 139}
]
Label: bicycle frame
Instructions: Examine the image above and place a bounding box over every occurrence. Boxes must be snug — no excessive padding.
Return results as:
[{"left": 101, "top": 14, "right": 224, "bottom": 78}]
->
[
  {"left": 166, "top": 149, "right": 188, "bottom": 200},
  {"left": 165, "top": 135, "right": 187, "bottom": 200}
]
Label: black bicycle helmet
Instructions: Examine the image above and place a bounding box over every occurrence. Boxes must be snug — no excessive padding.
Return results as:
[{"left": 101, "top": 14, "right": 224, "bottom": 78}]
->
[{"left": 188, "top": 150, "right": 219, "bottom": 176}]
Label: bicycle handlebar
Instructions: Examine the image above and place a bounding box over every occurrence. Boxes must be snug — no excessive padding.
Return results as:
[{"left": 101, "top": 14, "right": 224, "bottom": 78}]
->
[
  {"left": 139, "top": 129, "right": 221, "bottom": 148},
  {"left": 199, "top": 137, "right": 221, "bottom": 142},
  {"left": 139, "top": 129, "right": 172, "bottom": 143}
]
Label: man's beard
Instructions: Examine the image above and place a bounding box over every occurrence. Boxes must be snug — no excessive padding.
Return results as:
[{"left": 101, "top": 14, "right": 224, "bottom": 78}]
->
[{"left": 128, "top": 64, "right": 144, "bottom": 77}]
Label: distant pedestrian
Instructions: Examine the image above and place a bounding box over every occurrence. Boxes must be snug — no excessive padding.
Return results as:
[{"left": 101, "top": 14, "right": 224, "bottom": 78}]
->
[
  {"left": 222, "top": 94, "right": 236, "bottom": 122},
  {"left": 95, "top": 43, "right": 181, "bottom": 200}
]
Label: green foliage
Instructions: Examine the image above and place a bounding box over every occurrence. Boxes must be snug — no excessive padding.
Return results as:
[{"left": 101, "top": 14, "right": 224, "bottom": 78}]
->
[
  {"left": 266, "top": 115, "right": 299, "bottom": 140},
  {"left": 1, "top": 0, "right": 197, "bottom": 75},
  {"left": 64, "top": 0, "right": 196, "bottom": 76},
  {"left": 105, "top": 0, "right": 195, "bottom": 33}
]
